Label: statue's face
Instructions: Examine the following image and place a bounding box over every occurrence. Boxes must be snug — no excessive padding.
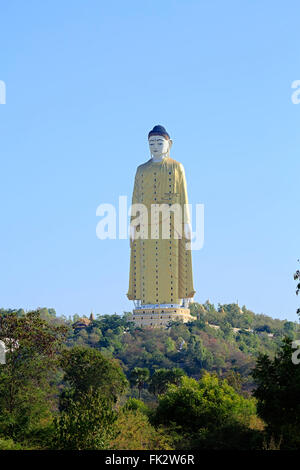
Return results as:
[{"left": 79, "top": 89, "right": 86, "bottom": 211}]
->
[{"left": 148, "top": 135, "right": 170, "bottom": 158}]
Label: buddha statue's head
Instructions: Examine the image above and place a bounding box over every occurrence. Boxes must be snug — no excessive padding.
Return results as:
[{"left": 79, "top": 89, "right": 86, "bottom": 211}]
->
[{"left": 148, "top": 125, "right": 173, "bottom": 160}]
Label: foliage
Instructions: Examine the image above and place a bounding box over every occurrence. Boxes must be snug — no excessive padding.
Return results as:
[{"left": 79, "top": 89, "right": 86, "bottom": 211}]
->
[
  {"left": 155, "top": 372, "right": 260, "bottom": 450},
  {"left": 59, "top": 346, "right": 128, "bottom": 405},
  {"left": 0, "top": 438, "right": 23, "bottom": 450},
  {"left": 155, "top": 373, "right": 255, "bottom": 430},
  {"left": 129, "top": 367, "right": 150, "bottom": 399},
  {"left": 63, "top": 305, "right": 298, "bottom": 392},
  {"left": 0, "top": 310, "right": 67, "bottom": 439},
  {"left": 0, "top": 305, "right": 298, "bottom": 450},
  {"left": 153, "top": 373, "right": 260, "bottom": 449},
  {"left": 53, "top": 388, "right": 117, "bottom": 450},
  {"left": 149, "top": 368, "right": 186, "bottom": 397},
  {"left": 110, "top": 409, "right": 172, "bottom": 450},
  {"left": 122, "top": 397, "right": 150, "bottom": 416},
  {"left": 252, "top": 337, "right": 300, "bottom": 449}
]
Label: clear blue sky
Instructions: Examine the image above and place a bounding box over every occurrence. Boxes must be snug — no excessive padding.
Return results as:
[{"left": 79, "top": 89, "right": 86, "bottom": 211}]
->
[{"left": 0, "top": 0, "right": 299, "bottom": 321}]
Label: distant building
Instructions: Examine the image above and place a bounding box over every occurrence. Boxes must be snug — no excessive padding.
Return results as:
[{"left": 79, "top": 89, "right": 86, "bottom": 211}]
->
[
  {"left": 73, "top": 317, "right": 91, "bottom": 330},
  {"left": 72, "top": 312, "right": 96, "bottom": 330}
]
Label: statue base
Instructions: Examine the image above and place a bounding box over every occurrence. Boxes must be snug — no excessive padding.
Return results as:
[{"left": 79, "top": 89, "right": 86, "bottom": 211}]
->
[{"left": 131, "top": 307, "right": 195, "bottom": 328}]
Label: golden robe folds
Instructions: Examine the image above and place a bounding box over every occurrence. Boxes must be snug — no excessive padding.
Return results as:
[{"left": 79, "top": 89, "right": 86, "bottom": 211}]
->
[{"left": 127, "top": 157, "right": 195, "bottom": 305}]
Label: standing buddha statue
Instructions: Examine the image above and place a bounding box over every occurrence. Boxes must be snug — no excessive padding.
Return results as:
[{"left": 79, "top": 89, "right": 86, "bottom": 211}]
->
[{"left": 127, "top": 125, "right": 195, "bottom": 327}]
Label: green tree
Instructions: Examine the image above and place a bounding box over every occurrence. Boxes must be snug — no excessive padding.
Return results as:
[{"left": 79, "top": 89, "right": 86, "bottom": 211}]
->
[
  {"left": 0, "top": 310, "right": 67, "bottom": 439},
  {"left": 155, "top": 373, "right": 261, "bottom": 449},
  {"left": 54, "top": 388, "right": 117, "bottom": 450},
  {"left": 59, "top": 346, "right": 128, "bottom": 405},
  {"left": 252, "top": 337, "right": 300, "bottom": 449},
  {"left": 283, "top": 321, "right": 296, "bottom": 338},
  {"left": 155, "top": 373, "right": 256, "bottom": 441},
  {"left": 129, "top": 367, "right": 150, "bottom": 399},
  {"left": 224, "top": 370, "right": 243, "bottom": 394},
  {"left": 149, "top": 368, "right": 185, "bottom": 397},
  {"left": 123, "top": 397, "right": 150, "bottom": 416},
  {"left": 165, "top": 337, "right": 176, "bottom": 353},
  {"left": 110, "top": 409, "right": 172, "bottom": 450}
]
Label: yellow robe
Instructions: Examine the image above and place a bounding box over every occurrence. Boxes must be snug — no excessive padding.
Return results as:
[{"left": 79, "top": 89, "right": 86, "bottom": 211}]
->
[{"left": 127, "top": 157, "right": 195, "bottom": 305}]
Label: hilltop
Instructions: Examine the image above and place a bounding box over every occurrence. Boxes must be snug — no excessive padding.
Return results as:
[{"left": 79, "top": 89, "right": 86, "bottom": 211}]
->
[{"left": 14, "top": 301, "right": 297, "bottom": 396}]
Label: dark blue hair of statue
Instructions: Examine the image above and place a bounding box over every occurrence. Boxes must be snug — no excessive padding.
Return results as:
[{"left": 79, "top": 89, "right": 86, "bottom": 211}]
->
[{"left": 148, "top": 125, "right": 170, "bottom": 140}]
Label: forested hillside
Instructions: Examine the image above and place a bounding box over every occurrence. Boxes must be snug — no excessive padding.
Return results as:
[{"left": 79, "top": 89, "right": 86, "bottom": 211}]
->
[
  {"left": 0, "top": 305, "right": 299, "bottom": 450},
  {"left": 65, "top": 302, "right": 298, "bottom": 393}
]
